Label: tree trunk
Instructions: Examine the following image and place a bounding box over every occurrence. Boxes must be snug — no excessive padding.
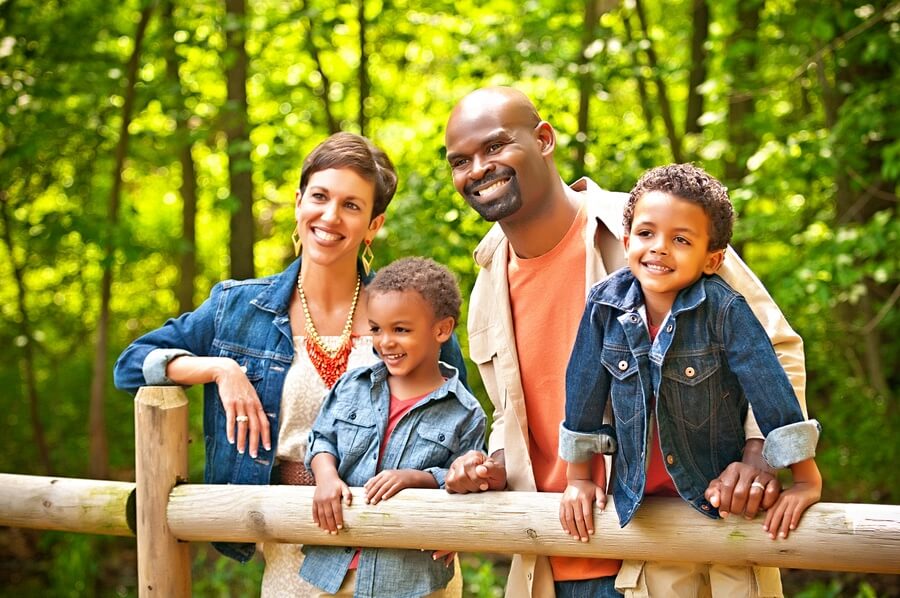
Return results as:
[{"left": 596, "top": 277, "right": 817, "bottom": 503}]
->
[
  {"left": 623, "top": 10, "right": 656, "bottom": 139},
  {"left": 573, "top": 0, "right": 600, "bottom": 176},
  {"left": 685, "top": 0, "right": 709, "bottom": 136},
  {"left": 88, "top": 4, "right": 154, "bottom": 480},
  {"left": 633, "top": 0, "right": 683, "bottom": 162},
  {"left": 162, "top": 0, "right": 199, "bottom": 313},
  {"left": 224, "top": 0, "right": 255, "bottom": 280},
  {"left": 301, "top": 1, "right": 338, "bottom": 135},
  {"left": 723, "top": 0, "right": 761, "bottom": 182},
  {"left": 358, "top": 0, "right": 369, "bottom": 136},
  {"left": 0, "top": 195, "right": 52, "bottom": 475}
]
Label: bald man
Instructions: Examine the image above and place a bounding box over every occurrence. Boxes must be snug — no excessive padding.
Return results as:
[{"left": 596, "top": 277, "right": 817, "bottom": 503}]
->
[{"left": 443, "top": 87, "right": 805, "bottom": 598}]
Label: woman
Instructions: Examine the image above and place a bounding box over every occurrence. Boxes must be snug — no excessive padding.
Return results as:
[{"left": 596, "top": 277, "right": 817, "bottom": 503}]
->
[{"left": 114, "top": 132, "right": 467, "bottom": 596}]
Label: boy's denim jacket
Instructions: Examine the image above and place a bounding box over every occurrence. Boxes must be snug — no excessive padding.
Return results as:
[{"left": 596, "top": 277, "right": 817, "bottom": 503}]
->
[
  {"left": 112, "top": 257, "right": 469, "bottom": 562},
  {"left": 560, "top": 268, "right": 820, "bottom": 527},
  {"left": 300, "top": 361, "right": 486, "bottom": 597}
]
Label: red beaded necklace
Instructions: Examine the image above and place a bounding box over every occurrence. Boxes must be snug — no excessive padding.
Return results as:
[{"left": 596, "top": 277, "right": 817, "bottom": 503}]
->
[{"left": 297, "top": 275, "right": 360, "bottom": 388}]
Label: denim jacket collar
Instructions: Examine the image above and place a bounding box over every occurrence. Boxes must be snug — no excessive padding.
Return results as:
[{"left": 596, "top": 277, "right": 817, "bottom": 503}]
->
[
  {"left": 366, "top": 360, "right": 466, "bottom": 404},
  {"left": 592, "top": 267, "right": 710, "bottom": 317}
]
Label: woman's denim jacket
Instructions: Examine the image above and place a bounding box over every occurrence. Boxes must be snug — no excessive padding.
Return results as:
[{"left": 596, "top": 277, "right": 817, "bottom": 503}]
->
[
  {"left": 113, "top": 258, "right": 469, "bottom": 561},
  {"left": 560, "top": 268, "right": 820, "bottom": 527},
  {"left": 300, "top": 361, "right": 486, "bottom": 597}
]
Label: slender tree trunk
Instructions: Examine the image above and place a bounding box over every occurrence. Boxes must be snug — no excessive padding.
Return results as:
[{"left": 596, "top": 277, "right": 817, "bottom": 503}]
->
[
  {"left": 685, "top": 0, "right": 709, "bottom": 136},
  {"left": 162, "top": 0, "right": 199, "bottom": 313},
  {"left": 724, "top": 0, "right": 761, "bottom": 182},
  {"left": 633, "top": 0, "right": 683, "bottom": 162},
  {"left": 89, "top": 5, "right": 154, "bottom": 480},
  {"left": 306, "top": 22, "right": 338, "bottom": 133},
  {"left": 224, "top": 0, "right": 255, "bottom": 280},
  {"left": 574, "top": 0, "right": 601, "bottom": 177},
  {"left": 623, "top": 10, "right": 655, "bottom": 138},
  {"left": 0, "top": 194, "right": 52, "bottom": 474},
  {"left": 358, "top": 0, "right": 369, "bottom": 136}
]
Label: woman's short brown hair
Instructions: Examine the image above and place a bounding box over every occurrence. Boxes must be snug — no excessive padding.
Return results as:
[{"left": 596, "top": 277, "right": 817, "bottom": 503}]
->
[{"left": 299, "top": 132, "right": 398, "bottom": 219}]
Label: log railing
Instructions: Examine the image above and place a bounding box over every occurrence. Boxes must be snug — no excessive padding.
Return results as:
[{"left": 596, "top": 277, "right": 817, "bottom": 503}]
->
[{"left": 0, "top": 386, "right": 897, "bottom": 596}]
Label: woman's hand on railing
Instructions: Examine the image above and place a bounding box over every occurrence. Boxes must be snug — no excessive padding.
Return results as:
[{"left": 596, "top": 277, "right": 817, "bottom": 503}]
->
[{"left": 212, "top": 358, "right": 271, "bottom": 459}]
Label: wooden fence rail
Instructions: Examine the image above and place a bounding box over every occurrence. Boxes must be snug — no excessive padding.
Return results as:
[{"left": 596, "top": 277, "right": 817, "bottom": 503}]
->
[{"left": 0, "top": 385, "right": 897, "bottom": 597}]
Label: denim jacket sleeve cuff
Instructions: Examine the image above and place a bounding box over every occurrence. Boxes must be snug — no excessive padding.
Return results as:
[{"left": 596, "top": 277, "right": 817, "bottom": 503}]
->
[
  {"left": 762, "top": 419, "right": 821, "bottom": 469},
  {"left": 425, "top": 467, "right": 448, "bottom": 489},
  {"left": 142, "top": 348, "right": 195, "bottom": 385},
  {"left": 558, "top": 422, "right": 617, "bottom": 463}
]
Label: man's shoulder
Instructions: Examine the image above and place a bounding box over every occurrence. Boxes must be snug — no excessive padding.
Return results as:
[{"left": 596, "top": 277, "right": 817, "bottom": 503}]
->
[{"left": 571, "top": 177, "right": 628, "bottom": 215}]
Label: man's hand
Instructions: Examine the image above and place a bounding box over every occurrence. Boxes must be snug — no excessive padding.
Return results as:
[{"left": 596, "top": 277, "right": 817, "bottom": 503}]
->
[
  {"left": 445, "top": 450, "right": 507, "bottom": 493},
  {"left": 705, "top": 439, "right": 781, "bottom": 519}
]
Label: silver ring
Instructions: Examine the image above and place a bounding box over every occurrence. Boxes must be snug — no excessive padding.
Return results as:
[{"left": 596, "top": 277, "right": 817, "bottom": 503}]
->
[
  {"left": 235, "top": 415, "right": 249, "bottom": 423},
  {"left": 750, "top": 481, "right": 766, "bottom": 491}
]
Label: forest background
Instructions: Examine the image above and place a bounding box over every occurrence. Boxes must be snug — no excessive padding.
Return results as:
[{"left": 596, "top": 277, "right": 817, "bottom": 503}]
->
[{"left": 0, "top": 0, "right": 897, "bottom": 596}]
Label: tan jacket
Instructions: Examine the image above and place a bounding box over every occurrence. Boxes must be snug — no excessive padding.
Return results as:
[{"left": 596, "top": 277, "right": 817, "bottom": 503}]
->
[{"left": 466, "top": 178, "right": 807, "bottom": 598}]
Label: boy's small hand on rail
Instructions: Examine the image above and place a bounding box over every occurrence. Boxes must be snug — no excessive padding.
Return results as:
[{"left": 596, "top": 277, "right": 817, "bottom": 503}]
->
[{"left": 560, "top": 480, "right": 603, "bottom": 542}]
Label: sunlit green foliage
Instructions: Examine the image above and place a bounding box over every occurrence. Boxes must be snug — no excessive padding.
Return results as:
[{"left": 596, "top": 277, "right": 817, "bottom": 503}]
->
[{"left": 1, "top": 0, "right": 897, "bottom": 595}]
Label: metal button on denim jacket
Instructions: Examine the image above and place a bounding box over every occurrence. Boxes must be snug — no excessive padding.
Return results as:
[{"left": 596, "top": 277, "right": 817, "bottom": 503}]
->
[
  {"left": 300, "top": 361, "right": 486, "bottom": 597},
  {"left": 561, "top": 268, "right": 819, "bottom": 527},
  {"left": 112, "top": 257, "right": 471, "bottom": 562}
]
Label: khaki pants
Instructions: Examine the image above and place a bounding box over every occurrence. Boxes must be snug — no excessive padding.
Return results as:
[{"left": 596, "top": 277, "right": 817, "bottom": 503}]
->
[
  {"left": 314, "top": 556, "right": 463, "bottom": 598},
  {"left": 615, "top": 560, "right": 783, "bottom": 598}
]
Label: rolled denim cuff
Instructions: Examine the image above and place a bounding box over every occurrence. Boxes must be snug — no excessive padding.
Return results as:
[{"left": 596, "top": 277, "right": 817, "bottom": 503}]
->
[
  {"left": 763, "top": 419, "right": 821, "bottom": 469},
  {"left": 425, "top": 466, "right": 448, "bottom": 489},
  {"left": 558, "top": 422, "right": 617, "bottom": 463},
  {"left": 142, "top": 348, "right": 194, "bottom": 385}
]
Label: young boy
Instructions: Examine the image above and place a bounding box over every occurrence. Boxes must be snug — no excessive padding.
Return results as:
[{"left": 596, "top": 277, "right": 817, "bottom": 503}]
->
[
  {"left": 558, "top": 164, "right": 822, "bottom": 596},
  {"left": 300, "top": 257, "right": 486, "bottom": 597}
]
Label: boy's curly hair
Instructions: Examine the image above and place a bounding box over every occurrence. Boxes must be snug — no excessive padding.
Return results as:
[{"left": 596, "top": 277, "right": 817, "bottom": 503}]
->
[
  {"left": 368, "top": 257, "right": 461, "bottom": 325},
  {"left": 623, "top": 163, "right": 734, "bottom": 251}
]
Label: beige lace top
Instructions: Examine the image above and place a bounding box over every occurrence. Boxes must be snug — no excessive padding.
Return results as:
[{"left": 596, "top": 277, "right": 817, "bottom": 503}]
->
[{"left": 275, "top": 335, "right": 378, "bottom": 464}]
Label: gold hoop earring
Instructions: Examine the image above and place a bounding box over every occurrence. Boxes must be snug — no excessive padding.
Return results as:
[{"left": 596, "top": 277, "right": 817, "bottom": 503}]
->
[
  {"left": 292, "top": 225, "right": 302, "bottom": 257},
  {"left": 361, "top": 239, "right": 375, "bottom": 276}
]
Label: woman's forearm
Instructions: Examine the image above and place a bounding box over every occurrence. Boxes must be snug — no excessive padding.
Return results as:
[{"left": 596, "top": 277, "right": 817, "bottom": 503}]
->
[{"left": 165, "top": 355, "right": 240, "bottom": 386}]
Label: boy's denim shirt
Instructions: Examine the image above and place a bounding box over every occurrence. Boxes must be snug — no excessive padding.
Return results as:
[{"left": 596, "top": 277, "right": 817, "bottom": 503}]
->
[
  {"left": 560, "top": 268, "right": 820, "bottom": 527},
  {"left": 112, "top": 257, "right": 470, "bottom": 562},
  {"left": 300, "top": 361, "right": 486, "bottom": 597}
]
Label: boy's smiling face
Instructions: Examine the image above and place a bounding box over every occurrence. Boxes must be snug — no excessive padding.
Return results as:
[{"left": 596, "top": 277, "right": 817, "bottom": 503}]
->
[
  {"left": 624, "top": 190, "right": 725, "bottom": 310},
  {"left": 367, "top": 290, "right": 452, "bottom": 383}
]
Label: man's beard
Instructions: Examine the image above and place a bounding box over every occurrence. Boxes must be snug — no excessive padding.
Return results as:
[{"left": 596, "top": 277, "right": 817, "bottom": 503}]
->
[{"left": 463, "top": 170, "right": 522, "bottom": 222}]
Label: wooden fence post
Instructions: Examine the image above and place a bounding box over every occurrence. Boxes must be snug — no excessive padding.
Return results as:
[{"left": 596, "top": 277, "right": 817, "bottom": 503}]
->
[{"left": 135, "top": 386, "right": 191, "bottom": 597}]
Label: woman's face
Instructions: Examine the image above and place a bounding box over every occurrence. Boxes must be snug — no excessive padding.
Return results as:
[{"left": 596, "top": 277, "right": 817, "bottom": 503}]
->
[{"left": 296, "top": 168, "right": 384, "bottom": 267}]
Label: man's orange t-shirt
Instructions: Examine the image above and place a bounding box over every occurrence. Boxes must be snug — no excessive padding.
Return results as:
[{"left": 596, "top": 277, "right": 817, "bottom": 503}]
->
[{"left": 508, "top": 204, "right": 620, "bottom": 581}]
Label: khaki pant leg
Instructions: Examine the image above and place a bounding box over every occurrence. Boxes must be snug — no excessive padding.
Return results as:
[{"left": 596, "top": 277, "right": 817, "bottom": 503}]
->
[
  {"left": 616, "top": 560, "right": 712, "bottom": 598},
  {"left": 709, "top": 565, "right": 783, "bottom": 598}
]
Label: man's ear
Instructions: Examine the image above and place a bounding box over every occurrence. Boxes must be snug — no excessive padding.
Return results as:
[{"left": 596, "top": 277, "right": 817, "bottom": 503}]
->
[
  {"left": 704, "top": 249, "right": 725, "bottom": 274},
  {"left": 623, "top": 234, "right": 631, "bottom": 255},
  {"left": 535, "top": 121, "right": 556, "bottom": 156},
  {"left": 434, "top": 316, "right": 455, "bottom": 343}
]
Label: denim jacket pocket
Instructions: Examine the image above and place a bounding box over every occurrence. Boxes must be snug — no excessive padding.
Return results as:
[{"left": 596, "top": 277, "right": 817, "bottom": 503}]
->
[
  {"left": 662, "top": 352, "right": 722, "bottom": 431},
  {"left": 334, "top": 410, "right": 377, "bottom": 459},
  {"left": 410, "top": 426, "right": 459, "bottom": 469},
  {"left": 601, "top": 347, "right": 641, "bottom": 426}
]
